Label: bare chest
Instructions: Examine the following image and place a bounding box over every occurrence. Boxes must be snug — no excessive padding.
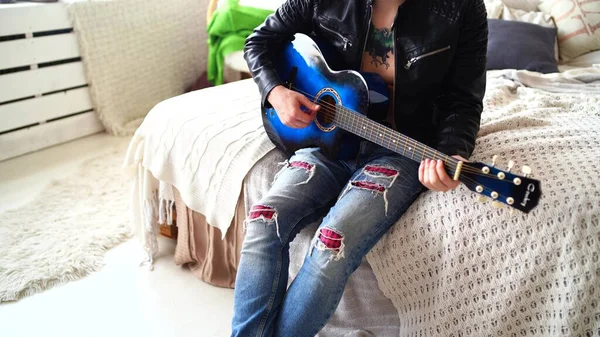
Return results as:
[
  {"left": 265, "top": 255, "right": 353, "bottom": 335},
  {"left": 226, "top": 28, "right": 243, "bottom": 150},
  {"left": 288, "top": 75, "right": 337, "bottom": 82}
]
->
[
  {"left": 360, "top": 3, "right": 401, "bottom": 123},
  {"left": 359, "top": 3, "right": 399, "bottom": 88}
]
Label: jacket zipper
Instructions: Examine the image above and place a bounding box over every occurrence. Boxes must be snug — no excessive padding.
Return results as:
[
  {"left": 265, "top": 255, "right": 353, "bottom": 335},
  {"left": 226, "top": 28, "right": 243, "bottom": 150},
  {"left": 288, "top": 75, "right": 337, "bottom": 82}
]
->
[
  {"left": 358, "top": 5, "right": 373, "bottom": 66},
  {"left": 391, "top": 6, "right": 400, "bottom": 130},
  {"left": 319, "top": 23, "right": 352, "bottom": 51},
  {"left": 404, "top": 46, "right": 451, "bottom": 69}
]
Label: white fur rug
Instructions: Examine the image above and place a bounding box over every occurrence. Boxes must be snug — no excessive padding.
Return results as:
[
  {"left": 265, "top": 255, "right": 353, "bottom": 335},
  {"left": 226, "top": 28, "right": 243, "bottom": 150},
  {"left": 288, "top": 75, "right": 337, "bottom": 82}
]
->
[{"left": 0, "top": 141, "right": 132, "bottom": 303}]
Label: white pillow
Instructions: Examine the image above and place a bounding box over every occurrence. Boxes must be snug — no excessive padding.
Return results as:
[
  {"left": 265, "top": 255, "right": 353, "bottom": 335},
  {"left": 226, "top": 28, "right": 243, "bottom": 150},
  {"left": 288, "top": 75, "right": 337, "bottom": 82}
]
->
[
  {"left": 501, "top": 0, "right": 543, "bottom": 11},
  {"left": 538, "top": 0, "right": 600, "bottom": 60},
  {"left": 484, "top": 0, "right": 505, "bottom": 18},
  {"left": 502, "top": 6, "right": 554, "bottom": 27},
  {"left": 561, "top": 49, "right": 600, "bottom": 67}
]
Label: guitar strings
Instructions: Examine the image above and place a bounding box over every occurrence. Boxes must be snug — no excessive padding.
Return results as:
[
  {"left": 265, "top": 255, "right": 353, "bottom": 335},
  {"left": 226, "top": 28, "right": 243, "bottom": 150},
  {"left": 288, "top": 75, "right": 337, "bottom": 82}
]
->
[
  {"left": 247, "top": 92, "right": 465, "bottom": 174},
  {"left": 261, "top": 86, "right": 518, "bottom": 206},
  {"left": 292, "top": 86, "right": 511, "bottom": 180},
  {"left": 291, "top": 86, "right": 453, "bottom": 163},
  {"left": 297, "top": 86, "right": 526, "bottom": 183},
  {"left": 245, "top": 83, "right": 521, "bottom": 183},
  {"left": 289, "top": 86, "right": 512, "bottom": 180}
]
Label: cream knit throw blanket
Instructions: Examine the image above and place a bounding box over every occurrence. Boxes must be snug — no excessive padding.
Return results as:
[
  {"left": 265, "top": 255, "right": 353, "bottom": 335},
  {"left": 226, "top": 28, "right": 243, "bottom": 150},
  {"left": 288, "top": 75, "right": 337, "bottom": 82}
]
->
[
  {"left": 368, "top": 68, "right": 600, "bottom": 336},
  {"left": 123, "top": 79, "right": 274, "bottom": 263}
]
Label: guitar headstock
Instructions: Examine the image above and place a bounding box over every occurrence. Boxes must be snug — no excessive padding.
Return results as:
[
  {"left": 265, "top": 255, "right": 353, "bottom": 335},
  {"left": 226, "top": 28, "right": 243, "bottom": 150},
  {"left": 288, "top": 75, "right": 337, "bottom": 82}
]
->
[{"left": 460, "top": 156, "right": 541, "bottom": 213}]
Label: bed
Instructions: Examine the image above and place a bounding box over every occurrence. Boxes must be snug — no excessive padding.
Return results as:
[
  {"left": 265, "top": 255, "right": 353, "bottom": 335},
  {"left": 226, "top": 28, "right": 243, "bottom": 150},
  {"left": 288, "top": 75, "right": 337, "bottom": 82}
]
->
[
  {"left": 154, "top": 65, "right": 600, "bottom": 337},
  {"left": 123, "top": 0, "right": 600, "bottom": 335}
]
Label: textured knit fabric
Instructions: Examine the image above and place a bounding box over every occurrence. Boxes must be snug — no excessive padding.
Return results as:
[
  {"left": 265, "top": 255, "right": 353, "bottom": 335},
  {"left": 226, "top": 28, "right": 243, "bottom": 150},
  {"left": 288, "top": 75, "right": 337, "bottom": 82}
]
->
[
  {"left": 123, "top": 79, "right": 274, "bottom": 262},
  {"left": 207, "top": 0, "right": 272, "bottom": 85},
  {"left": 66, "top": 0, "right": 208, "bottom": 135},
  {"left": 368, "top": 67, "right": 600, "bottom": 337}
]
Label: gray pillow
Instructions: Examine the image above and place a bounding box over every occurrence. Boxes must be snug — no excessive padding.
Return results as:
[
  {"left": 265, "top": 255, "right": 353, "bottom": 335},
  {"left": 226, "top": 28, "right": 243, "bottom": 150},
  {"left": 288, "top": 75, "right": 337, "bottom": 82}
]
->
[{"left": 487, "top": 19, "right": 559, "bottom": 74}]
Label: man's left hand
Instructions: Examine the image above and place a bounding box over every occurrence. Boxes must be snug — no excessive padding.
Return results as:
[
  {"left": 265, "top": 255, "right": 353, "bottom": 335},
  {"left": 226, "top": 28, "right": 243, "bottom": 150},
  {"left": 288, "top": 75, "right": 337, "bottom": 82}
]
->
[{"left": 418, "top": 155, "right": 466, "bottom": 192}]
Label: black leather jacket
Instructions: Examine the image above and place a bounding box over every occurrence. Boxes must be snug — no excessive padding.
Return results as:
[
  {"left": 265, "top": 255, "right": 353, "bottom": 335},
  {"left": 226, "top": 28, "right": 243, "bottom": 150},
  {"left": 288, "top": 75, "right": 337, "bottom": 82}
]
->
[{"left": 244, "top": 0, "right": 488, "bottom": 159}]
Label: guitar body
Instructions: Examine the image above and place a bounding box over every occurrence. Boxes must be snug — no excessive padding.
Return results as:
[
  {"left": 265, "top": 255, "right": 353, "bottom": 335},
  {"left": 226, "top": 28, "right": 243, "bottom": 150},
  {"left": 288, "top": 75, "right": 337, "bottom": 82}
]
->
[{"left": 262, "top": 33, "right": 390, "bottom": 160}]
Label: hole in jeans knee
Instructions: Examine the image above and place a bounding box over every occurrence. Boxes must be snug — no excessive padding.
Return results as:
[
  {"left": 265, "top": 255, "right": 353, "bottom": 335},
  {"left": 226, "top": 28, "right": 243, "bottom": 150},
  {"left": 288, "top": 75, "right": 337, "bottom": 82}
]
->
[
  {"left": 289, "top": 161, "right": 315, "bottom": 185},
  {"left": 364, "top": 165, "right": 398, "bottom": 177},
  {"left": 244, "top": 204, "right": 280, "bottom": 238},
  {"left": 249, "top": 204, "right": 276, "bottom": 220},
  {"left": 290, "top": 161, "right": 314, "bottom": 171},
  {"left": 351, "top": 181, "right": 386, "bottom": 192},
  {"left": 310, "top": 227, "right": 345, "bottom": 261}
]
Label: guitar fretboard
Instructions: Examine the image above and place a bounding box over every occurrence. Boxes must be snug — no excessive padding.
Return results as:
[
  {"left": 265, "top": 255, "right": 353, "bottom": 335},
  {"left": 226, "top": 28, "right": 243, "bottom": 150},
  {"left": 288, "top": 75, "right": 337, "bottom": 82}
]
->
[{"left": 330, "top": 105, "right": 460, "bottom": 169}]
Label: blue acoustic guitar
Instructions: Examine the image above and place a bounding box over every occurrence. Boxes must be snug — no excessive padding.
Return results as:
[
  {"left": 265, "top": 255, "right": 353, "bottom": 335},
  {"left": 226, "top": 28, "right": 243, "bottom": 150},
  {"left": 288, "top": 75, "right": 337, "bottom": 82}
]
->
[{"left": 262, "top": 33, "right": 541, "bottom": 213}]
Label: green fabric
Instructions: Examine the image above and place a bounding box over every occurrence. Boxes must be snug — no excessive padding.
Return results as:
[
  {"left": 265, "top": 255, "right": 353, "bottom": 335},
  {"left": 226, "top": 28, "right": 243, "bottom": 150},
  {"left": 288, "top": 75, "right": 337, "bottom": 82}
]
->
[{"left": 207, "top": 0, "right": 273, "bottom": 85}]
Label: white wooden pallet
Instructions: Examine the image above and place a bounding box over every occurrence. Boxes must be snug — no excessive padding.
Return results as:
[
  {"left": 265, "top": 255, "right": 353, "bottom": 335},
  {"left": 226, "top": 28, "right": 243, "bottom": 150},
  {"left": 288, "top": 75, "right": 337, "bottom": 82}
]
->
[{"left": 0, "top": 2, "right": 103, "bottom": 162}]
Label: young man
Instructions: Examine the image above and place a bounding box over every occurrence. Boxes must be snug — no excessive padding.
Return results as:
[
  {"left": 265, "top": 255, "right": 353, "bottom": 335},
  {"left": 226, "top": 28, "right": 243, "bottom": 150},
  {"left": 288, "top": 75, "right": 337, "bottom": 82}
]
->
[{"left": 232, "top": 0, "right": 487, "bottom": 336}]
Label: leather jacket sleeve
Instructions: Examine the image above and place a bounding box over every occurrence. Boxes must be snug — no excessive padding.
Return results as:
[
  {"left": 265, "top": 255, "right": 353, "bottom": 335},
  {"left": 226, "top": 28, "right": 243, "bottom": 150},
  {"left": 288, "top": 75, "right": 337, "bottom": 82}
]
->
[
  {"left": 243, "top": 0, "right": 315, "bottom": 107},
  {"left": 434, "top": 0, "right": 488, "bottom": 159}
]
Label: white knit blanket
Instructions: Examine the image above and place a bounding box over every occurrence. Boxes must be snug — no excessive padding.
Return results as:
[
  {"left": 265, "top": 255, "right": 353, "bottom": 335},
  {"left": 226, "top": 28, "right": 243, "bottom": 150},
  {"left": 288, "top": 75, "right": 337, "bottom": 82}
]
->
[
  {"left": 368, "top": 68, "right": 600, "bottom": 336},
  {"left": 123, "top": 79, "right": 274, "bottom": 263}
]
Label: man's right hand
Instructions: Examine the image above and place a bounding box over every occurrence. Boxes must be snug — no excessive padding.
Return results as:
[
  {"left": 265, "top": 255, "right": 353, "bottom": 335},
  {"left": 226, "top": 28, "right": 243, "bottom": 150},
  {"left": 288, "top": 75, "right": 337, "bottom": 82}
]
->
[{"left": 267, "top": 85, "right": 320, "bottom": 128}]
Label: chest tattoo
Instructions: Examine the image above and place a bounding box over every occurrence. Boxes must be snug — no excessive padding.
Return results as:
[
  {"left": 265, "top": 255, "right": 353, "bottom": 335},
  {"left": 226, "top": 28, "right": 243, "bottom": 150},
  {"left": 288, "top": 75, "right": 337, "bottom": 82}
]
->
[{"left": 365, "top": 23, "right": 394, "bottom": 69}]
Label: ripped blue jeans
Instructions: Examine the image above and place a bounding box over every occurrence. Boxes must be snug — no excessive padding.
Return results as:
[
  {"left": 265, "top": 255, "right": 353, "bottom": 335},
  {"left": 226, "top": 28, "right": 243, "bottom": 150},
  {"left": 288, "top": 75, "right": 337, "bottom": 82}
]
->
[{"left": 231, "top": 141, "right": 424, "bottom": 337}]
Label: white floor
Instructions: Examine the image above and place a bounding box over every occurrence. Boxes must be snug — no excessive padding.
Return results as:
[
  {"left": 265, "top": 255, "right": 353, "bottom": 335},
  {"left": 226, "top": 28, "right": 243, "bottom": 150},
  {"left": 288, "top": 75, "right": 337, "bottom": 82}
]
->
[{"left": 0, "top": 133, "right": 235, "bottom": 337}]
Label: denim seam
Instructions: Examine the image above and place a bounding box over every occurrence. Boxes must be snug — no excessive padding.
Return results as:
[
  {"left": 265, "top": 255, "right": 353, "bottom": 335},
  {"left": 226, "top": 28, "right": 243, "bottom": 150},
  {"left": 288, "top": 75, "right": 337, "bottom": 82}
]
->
[
  {"left": 307, "top": 254, "right": 354, "bottom": 336},
  {"left": 256, "top": 245, "right": 283, "bottom": 337}
]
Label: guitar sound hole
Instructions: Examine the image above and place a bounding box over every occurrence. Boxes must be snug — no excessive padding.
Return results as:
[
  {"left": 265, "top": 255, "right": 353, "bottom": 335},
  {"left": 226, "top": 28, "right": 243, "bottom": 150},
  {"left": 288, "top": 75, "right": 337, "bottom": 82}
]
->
[{"left": 316, "top": 94, "right": 336, "bottom": 127}]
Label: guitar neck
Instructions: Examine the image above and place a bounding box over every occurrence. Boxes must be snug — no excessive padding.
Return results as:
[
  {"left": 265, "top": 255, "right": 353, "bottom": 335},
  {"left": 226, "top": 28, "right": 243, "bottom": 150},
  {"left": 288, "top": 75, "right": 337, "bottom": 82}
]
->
[{"left": 333, "top": 107, "right": 461, "bottom": 172}]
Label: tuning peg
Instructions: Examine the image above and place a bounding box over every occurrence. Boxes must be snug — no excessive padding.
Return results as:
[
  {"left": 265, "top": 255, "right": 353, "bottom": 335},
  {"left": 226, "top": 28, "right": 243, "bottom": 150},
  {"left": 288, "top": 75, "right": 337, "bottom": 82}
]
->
[
  {"left": 521, "top": 165, "right": 532, "bottom": 177},
  {"left": 507, "top": 160, "right": 515, "bottom": 172},
  {"left": 491, "top": 155, "right": 498, "bottom": 167},
  {"left": 491, "top": 201, "right": 504, "bottom": 209},
  {"left": 478, "top": 196, "right": 489, "bottom": 203}
]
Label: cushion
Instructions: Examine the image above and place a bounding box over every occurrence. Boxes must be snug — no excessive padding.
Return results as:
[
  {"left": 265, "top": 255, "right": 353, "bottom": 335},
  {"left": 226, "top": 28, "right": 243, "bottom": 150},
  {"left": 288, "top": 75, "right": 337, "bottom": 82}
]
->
[
  {"left": 484, "top": 0, "right": 505, "bottom": 18},
  {"left": 561, "top": 49, "right": 600, "bottom": 67},
  {"left": 502, "top": 6, "right": 555, "bottom": 27},
  {"left": 538, "top": 0, "right": 600, "bottom": 60},
  {"left": 487, "top": 19, "right": 559, "bottom": 73},
  {"left": 485, "top": 0, "right": 544, "bottom": 14},
  {"left": 502, "top": 0, "right": 543, "bottom": 11},
  {"left": 501, "top": 6, "right": 559, "bottom": 61}
]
